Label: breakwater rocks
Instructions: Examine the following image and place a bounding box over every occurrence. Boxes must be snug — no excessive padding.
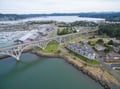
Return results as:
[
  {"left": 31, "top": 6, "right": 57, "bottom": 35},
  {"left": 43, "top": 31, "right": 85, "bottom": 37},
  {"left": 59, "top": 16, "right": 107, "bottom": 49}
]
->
[
  {"left": 31, "top": 51, "right": 111, "bottom": 89},
  {"left": 64, "top": 58, "right": 111, "bottom": 89}
]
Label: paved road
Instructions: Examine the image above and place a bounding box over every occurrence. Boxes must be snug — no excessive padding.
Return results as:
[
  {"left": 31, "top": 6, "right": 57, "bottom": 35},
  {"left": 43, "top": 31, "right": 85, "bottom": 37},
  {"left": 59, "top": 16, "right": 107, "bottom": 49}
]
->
[
  {"left": 96, "top": 55, "right": 120, "bottom": 81},
  {"left": 0, "top": 29, "right": 97, "bottom": 51}
]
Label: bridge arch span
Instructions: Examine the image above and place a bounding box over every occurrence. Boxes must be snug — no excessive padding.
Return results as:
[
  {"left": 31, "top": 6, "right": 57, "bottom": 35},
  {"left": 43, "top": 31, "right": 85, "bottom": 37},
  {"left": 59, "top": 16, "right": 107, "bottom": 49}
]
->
[{"left": 0, "top": 29, "right": 97, "bottom": 61}]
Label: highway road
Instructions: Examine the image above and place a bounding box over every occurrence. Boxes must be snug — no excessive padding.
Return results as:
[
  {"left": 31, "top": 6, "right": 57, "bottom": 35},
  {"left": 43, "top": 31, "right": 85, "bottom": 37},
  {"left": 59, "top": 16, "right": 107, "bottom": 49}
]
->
[{"left": 0, "top": 29, "right": 97, "bottom": 51}]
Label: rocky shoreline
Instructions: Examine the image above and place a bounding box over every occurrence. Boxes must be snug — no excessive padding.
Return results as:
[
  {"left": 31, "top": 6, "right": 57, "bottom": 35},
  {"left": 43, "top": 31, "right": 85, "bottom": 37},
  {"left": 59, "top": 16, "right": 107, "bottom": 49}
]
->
[
  {"left": 0, "top": 49, "right": 119, "bottom": 89},
  {"left": 31, "top": 50, "right": 113, "bottom": 89}
]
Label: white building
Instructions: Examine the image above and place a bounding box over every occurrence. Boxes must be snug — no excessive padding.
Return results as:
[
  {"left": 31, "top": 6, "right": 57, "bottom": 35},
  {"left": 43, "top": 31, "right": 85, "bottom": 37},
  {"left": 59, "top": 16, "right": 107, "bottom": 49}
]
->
[
  {"left": 18, "top": 30, "right": 39, "bottom": 43},
  {"left": 94, "top": 45, "right": 106, "bottom": 51},
  {"left": 67, "top": 42, "right": 96, "bottom": 60}
]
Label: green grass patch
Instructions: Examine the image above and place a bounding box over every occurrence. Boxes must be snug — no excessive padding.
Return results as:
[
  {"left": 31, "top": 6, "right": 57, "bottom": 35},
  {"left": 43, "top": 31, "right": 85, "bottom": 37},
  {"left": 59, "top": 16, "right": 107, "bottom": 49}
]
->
[
  {"left": 34, "top": 46, "right": 42, "bottom": 51},
  {"left": 57, "top": 27, "right": 74, "bottom": 35},
  {"left": 48, "top": 32, "right": 54, "bottom": 38},
  {"left": 68, "top": 49, "right": 99, "bottom": 65},
  {"left": 57, "top": 27, "right": 64, "bottom": 33},
  {"left": 58, "top": 27, "right": 64, "bottom": 31},
  {"left": 115, "top": 69, "right": 120, "bottom": 75},
  {"left": 43, "top": 41, "right": 59, "bottom": 53}
]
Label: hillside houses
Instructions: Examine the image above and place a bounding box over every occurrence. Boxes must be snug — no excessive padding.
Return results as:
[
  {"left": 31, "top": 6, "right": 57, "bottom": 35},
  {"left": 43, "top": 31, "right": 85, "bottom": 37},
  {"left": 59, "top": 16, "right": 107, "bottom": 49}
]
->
[
  {"left": 106, "top": 51, "right": 120, "bottom": 60},
  {"left": 66, "top": 42, "right": 96, "bottom": 60}
]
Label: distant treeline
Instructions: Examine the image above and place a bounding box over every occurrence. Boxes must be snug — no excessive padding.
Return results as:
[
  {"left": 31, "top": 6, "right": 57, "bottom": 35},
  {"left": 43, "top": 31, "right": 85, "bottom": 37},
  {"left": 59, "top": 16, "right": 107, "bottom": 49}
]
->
[
  {"left": 0, "top": 13, "right": 80, "bottom": 21},
  {"left": 79, "top": 12, "right": 120, "bottom": 22},
  {"left": 70, "top": 21, "right": 98, "bottom": 27},
  {"left": 98, "top": 24, "right": 120, "bottom": 39},
  {"left": 57, "top": 21, "right": 98, "bottom": 27},
  {"left": 0, "top": 12, "right": 120, "bottom": 21}
]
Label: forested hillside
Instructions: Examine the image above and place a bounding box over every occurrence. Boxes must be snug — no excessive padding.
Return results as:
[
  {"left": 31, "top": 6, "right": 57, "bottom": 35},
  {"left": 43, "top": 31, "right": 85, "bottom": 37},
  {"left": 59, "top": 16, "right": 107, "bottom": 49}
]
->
[
  {"left": 79, "top": 12, "right": 120, "bottom": 22},
  {"left": 0, "top": 12, "right": 120, "bottom": 21},
  {"left": 98, "top": 24, "right": 120, "bottom": 39}
]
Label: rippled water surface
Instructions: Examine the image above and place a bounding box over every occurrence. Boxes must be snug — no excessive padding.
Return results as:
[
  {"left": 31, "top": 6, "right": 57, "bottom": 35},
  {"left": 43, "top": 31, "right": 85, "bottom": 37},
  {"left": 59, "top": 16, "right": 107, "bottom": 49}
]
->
[{"left": 0, "top": 53, "right": 105, "bottom": 89}]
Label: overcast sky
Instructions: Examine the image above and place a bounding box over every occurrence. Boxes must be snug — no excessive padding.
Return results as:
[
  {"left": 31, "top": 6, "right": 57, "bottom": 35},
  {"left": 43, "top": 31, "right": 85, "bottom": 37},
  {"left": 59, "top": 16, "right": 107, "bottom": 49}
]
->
[{"left": 0, "top": 0, "right": 120, "bottom": 14}]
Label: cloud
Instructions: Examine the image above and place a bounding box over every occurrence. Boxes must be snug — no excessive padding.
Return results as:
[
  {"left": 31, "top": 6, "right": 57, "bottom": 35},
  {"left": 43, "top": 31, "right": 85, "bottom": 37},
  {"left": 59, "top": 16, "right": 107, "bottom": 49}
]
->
[{"left": 0, "top": 0, "right": 120, "bottom": 14}]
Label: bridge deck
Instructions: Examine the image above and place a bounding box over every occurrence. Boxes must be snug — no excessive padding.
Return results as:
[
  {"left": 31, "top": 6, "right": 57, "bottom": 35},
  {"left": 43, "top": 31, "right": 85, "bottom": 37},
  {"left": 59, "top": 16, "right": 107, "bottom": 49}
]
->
[{"left": 0, "top": 29, "right": 97, "bottom": 51}]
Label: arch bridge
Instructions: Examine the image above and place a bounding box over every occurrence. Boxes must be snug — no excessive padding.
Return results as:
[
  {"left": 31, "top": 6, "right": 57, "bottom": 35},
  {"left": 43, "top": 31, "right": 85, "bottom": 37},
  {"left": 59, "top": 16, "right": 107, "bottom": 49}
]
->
[{"left": 0, "top": 30, "right": 96, "bottom": 61}]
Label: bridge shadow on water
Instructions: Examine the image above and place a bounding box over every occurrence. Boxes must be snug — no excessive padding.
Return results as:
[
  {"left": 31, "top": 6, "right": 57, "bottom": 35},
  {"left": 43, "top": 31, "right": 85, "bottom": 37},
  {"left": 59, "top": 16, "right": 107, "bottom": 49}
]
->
[{"left": 0, "top": 56, "right": 47, "bottom": 80}]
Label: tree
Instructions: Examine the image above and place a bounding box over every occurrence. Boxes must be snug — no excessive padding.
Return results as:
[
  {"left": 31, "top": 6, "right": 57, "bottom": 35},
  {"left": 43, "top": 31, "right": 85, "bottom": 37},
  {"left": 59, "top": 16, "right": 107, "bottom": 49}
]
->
[
  {"left": 107, "top": 40, "right": 114, "bottom": 45},
  {"left": 73, "top": 30, "right": 77, "bottom": 33},
  {"left": 96, "top": 39, "right": 104, "bottom": 44},
  {"left": 104, "top": 48, "right": 110, "bottom": 53},
  {"left": 98, "top": 24, "right": 120, "bottom": 39},
  {"left": 57, "top": 50, "right": 61, "bottom": 54}
]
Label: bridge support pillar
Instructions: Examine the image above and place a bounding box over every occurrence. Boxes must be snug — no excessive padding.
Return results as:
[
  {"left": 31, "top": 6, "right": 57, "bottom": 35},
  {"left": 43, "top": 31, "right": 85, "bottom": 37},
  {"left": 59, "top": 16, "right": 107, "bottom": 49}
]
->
[
  {"left": 0, "top": 31, "right": 97, "bottom": 61},
  {"left": 16, "top": 57, "right": 20, "bottom": 61}
]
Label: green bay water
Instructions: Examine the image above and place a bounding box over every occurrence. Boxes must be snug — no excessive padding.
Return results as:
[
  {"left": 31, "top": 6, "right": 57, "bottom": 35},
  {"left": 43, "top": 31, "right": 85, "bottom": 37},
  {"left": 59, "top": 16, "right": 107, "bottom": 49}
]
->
[{"left": 0, "top": 53, "right": 104, "bottom": 89}]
